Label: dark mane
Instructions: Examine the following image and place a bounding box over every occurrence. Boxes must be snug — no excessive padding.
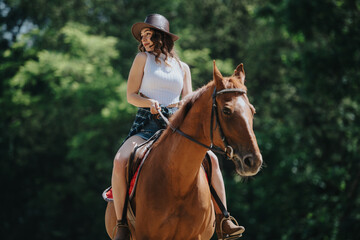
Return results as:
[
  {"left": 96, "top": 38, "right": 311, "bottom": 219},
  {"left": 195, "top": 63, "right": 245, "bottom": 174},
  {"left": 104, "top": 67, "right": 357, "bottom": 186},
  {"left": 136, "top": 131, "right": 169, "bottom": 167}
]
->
[{"left": 168, "top": 81, "right": 212, "bottom": 131}]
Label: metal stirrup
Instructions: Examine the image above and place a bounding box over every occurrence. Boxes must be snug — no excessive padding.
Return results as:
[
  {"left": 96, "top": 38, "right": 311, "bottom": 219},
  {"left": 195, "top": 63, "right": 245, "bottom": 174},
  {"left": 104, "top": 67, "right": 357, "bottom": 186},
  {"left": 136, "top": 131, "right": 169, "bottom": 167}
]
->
[{"left": 219, "top": 216, "right": 242, "bottom": 240}]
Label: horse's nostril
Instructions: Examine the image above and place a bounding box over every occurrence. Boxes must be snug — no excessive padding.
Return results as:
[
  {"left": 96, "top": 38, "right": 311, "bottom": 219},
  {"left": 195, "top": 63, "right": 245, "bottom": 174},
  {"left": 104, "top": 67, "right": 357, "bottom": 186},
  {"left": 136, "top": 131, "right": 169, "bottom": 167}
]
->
[{"left": 244, "top": 155, "right": 253, "bottom": 167}]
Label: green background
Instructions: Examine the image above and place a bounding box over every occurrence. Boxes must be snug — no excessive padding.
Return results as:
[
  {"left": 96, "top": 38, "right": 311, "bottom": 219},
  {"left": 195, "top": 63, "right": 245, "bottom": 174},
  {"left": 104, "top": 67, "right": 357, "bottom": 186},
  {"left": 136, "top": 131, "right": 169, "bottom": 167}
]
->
[{"left": 1, "top": 0, "right": 359, "bottom": 239}]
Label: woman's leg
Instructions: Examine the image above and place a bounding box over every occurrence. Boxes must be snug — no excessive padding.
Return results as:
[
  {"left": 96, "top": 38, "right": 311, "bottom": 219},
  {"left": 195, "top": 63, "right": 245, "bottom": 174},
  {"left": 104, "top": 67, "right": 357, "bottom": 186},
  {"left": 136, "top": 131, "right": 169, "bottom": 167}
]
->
[
  {"left": 208, "top": 151, "right": 245, "bottom": 238},
  {"left": 208, "top": 151, "right": 227, "bottom": 211},
  {"left": 111, "top": 135, "right": 146, "bottom": 239}
]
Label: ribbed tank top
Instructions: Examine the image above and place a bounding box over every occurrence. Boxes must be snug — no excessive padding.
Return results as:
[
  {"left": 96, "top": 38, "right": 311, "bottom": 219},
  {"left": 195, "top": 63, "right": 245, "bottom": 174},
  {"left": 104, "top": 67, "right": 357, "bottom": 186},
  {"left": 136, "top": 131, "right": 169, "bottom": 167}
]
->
[{"left": 139, "top": 52, "right": 184, "bottom": 106}]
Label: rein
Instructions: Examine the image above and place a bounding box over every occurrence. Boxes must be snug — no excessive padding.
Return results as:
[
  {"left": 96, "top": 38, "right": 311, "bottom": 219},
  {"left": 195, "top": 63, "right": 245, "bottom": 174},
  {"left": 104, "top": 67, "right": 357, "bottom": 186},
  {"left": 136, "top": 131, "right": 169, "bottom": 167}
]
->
[{"left": 158, "top": 87, "right": 246, "bottom": 160}]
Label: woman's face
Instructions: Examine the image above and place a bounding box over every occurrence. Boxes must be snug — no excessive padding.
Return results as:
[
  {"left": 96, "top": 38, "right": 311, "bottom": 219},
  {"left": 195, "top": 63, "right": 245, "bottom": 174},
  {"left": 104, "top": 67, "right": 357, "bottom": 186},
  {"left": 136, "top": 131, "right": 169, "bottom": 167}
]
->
[{"left": 140, "top": 28, "right": 155, "bottom": 52}]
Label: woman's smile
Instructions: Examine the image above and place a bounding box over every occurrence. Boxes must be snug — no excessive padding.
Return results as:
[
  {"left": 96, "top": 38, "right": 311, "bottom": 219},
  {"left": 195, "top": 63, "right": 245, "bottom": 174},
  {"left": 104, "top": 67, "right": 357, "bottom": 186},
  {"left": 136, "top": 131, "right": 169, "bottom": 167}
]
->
[{"left": 141, "top": 28, "right": 154, "bottom": 51}]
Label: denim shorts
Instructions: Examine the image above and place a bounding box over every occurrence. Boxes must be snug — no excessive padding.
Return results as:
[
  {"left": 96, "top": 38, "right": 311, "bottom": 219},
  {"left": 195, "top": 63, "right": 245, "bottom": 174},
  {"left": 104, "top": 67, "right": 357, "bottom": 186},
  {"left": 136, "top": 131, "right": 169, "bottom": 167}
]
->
[
  {"left": 135, "top": 107, "right": 178, "bottom": 140},
  {"left": 135, "top": 118, "right": 162, "bottom": 140}
]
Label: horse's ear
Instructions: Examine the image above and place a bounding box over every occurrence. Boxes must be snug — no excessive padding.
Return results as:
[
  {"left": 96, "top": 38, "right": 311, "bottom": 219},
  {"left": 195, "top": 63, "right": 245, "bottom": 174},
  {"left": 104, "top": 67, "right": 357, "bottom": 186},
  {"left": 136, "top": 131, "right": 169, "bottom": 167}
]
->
[
  {"left": 213, "top": 60, "right": 225, "bottom": 89},
  {"left": 233, "top": 63, "right": 245, "bottom": 84}
]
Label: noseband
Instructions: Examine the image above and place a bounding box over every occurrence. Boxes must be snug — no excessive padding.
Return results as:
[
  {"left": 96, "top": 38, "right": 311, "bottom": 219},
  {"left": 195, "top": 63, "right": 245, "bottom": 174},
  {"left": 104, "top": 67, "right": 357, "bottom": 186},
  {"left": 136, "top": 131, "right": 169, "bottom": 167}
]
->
[{"left": 159, "top": 87, "right": 246, "bottom": 160}]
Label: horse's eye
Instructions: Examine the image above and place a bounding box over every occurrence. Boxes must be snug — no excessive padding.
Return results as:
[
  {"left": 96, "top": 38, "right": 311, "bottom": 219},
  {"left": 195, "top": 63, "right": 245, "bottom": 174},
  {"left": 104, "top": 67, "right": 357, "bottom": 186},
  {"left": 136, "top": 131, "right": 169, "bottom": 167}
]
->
[{"left": 222, "top": 107, "right": 232, "bottom": 115}]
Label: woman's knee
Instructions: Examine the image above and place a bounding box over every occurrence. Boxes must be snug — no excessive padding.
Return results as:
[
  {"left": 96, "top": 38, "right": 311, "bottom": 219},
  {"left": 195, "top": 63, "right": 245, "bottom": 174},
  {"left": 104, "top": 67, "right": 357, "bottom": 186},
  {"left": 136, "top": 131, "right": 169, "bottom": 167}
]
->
[
  {"left": 208, "top": 151, "right": 220, "bottom": 170},
  {"left": 113, "top": 136, "right": 144, "bottom": 174},
  {"left": 113, "top": 152, "right": 128, "bottom": 174}
]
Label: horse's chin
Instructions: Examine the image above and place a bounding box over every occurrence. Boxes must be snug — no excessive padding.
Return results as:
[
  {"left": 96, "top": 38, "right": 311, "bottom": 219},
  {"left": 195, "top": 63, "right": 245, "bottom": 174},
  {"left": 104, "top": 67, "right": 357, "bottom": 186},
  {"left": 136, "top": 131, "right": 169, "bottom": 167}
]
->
[
  {"left": 235, "top": 168, "right": 258, "bottom": 177},
  {"left": 233, "top": 154, "right": 261, "bottom": 177}
]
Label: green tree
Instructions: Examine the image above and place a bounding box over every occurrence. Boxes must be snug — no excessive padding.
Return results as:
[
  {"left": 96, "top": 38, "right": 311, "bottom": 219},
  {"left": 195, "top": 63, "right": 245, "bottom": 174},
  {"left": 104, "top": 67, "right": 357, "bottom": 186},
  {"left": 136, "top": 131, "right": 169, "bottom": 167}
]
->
[
  {"left": 1, "top": 23, "right": 133, "bottom": 239},
  {"left": 226, "top": 1, "right": 360, "bottom": 240}
]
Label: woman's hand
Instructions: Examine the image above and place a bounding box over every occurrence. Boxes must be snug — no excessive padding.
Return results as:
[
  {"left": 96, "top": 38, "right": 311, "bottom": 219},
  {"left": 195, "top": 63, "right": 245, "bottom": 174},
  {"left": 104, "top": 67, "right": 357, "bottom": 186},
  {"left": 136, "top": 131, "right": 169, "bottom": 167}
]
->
[
  {"left": 150, "top": 100, "right": 161, "bottom": 114},
  {"left": 178, "top": 99, "right": 185, "bottom": 108}
]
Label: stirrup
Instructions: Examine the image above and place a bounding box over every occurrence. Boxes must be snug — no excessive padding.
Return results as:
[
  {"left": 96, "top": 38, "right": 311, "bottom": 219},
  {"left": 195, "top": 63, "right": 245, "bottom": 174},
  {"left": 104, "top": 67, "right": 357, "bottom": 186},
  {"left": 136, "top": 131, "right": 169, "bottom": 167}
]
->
[{"left": 218, "top": 216, "right": 243, "bottom": 240}]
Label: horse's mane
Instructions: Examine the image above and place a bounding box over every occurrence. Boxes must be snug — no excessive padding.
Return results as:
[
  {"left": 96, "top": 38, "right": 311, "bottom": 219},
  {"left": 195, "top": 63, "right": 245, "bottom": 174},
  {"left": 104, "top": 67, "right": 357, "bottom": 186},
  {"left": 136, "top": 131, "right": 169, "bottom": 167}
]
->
[{"left": 169, "top": 82, "right": 211, "bottom": 130}]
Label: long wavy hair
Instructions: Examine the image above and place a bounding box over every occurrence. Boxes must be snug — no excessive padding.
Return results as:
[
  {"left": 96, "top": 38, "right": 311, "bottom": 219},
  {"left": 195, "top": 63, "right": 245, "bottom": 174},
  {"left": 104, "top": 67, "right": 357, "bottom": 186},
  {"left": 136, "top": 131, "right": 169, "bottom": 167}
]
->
[{"left": 138, "top": 28, "right": 180, "bottom": 66}]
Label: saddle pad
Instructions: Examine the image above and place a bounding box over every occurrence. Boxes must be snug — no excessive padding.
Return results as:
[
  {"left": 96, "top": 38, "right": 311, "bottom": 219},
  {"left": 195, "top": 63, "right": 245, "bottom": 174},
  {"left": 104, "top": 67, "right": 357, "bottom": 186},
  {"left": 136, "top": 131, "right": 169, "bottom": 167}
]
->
[{"left": 102, "top": 164, "right": 142, "bottom": 202}]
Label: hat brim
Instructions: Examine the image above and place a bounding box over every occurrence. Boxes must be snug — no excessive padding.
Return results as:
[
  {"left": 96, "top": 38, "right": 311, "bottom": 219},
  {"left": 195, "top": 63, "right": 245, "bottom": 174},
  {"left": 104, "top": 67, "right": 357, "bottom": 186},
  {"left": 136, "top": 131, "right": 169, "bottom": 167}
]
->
[{"left": 131, "top": 22, "right": 179, "bottom": 42}]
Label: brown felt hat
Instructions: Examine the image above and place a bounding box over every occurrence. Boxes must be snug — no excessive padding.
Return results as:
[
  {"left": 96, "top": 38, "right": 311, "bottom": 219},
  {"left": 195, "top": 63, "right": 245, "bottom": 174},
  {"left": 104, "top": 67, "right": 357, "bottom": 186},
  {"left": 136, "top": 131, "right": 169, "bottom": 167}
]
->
[{"left": 131, "top": 14, "right": 179, "bottom": 42}]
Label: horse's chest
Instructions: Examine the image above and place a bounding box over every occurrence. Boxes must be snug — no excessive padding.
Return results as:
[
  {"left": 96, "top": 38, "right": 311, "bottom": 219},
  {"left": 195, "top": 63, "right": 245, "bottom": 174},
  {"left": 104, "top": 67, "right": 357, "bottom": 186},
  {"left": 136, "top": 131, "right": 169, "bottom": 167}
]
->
[
  {"left": 138, "top": 171, "right": 211, "bottom": 211},
  {"left": 135, "top": 176, "right": 213, "bottom": 236}
]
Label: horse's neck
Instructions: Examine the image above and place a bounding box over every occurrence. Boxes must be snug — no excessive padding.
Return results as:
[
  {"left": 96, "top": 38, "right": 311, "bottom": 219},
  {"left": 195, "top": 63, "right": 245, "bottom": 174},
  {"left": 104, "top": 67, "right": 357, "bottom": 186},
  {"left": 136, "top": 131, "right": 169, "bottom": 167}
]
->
[{"left": 160, "top": 88, "right": 214, "bottom": 194}]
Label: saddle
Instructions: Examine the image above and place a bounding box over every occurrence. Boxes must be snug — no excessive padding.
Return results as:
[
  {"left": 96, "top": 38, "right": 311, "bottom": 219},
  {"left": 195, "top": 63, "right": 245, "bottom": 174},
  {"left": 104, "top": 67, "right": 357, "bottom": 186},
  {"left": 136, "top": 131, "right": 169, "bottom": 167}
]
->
[
  {"left": 102, "top": 129, "right": 164, "bottom": 202},
  {"left": 127, "top": 129, "right": 164, "bottom": 199}
]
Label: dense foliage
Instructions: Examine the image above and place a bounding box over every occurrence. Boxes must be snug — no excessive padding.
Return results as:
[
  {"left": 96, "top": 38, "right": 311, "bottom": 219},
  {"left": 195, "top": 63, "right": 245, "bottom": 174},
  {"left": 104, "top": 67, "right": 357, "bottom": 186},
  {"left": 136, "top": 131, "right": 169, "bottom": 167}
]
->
[{"left": 1, "top": 0, "right": 359, "bottom": 239}]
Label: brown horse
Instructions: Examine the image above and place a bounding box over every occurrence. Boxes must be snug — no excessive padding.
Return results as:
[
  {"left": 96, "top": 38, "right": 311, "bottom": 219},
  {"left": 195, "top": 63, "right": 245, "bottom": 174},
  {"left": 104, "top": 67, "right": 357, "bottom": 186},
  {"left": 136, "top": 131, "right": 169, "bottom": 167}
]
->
[{"left": 105, "top": 61, "right": 262, "bottom": 239}]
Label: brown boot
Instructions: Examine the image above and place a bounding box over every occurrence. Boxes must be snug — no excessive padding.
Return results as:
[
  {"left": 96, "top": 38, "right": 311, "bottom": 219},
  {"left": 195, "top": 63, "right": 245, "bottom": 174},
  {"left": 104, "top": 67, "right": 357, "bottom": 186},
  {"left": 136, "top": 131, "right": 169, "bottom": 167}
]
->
[
  {"left": 113, "top": 220, "right": 130, "bottom": 240},
  {"left": 215, "top": 214, "right": 245, "bottom": 240}
]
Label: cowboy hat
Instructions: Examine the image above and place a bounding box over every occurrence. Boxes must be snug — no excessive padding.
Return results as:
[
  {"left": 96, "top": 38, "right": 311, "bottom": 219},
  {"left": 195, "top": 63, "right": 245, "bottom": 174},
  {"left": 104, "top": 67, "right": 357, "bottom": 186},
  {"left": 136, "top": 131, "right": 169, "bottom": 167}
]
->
[{"left": 131, "top": 14, "right": 179, "bottom": 42}]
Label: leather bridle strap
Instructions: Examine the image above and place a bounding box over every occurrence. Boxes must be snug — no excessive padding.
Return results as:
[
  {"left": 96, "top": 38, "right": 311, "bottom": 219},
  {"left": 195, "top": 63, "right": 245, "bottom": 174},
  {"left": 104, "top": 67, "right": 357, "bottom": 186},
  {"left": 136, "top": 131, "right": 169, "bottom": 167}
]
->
[
  {"left": 210, "top": 87, "right": 246, "bottom": 159},
  {"left": 158, "top": 110, "right": 221, "bottom": 152},
  {"left": 158, "top": 86, "right": 246, "bottom": 159}
]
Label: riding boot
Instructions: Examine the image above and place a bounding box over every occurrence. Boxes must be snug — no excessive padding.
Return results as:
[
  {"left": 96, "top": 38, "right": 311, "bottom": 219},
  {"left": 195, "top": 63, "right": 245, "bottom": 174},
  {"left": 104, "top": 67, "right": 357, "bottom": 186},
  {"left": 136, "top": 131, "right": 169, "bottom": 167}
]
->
[
  {"left": 113, "top": 220, "right": 130, "bottom": 240},
  {"left": 215, "top": 214, "right": 245, "bottom": 240}
]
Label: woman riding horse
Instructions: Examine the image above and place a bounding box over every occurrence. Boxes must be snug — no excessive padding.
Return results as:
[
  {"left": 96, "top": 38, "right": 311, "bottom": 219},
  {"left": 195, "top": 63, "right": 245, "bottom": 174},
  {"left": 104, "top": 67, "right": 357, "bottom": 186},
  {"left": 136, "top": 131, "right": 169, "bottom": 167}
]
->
[{"left": 109, "top": 14, "right": 244, "bottom": 240}]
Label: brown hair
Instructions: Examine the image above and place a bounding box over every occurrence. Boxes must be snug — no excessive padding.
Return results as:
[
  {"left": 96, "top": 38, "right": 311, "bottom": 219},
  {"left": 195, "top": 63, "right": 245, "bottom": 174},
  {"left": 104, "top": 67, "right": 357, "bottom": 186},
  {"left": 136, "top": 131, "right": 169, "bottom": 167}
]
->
[{"left": 138, "top": 28, "right": 180, "bottom": 65}]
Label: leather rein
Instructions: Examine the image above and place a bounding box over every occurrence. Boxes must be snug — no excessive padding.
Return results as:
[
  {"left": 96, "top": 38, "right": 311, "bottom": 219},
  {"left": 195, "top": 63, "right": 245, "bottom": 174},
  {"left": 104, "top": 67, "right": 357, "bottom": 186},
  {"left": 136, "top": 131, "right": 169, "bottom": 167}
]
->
[{"left": 158, "top": 87, "right": 246, "bottom": 160}]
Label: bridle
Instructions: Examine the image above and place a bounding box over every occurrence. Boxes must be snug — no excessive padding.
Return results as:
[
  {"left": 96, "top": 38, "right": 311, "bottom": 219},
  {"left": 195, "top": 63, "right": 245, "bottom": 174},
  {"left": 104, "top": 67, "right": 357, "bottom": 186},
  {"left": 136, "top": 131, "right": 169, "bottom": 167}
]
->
[{"left": 158, "top": 87, "right": 247, "bottom": 160}]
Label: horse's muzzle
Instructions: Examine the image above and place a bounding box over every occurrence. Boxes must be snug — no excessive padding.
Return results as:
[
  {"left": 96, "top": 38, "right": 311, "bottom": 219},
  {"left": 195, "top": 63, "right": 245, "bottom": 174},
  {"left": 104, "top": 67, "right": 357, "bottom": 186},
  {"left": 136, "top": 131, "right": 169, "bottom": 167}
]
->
[{"left": 233, "top": 152, "right": 263, "bottom": 177}]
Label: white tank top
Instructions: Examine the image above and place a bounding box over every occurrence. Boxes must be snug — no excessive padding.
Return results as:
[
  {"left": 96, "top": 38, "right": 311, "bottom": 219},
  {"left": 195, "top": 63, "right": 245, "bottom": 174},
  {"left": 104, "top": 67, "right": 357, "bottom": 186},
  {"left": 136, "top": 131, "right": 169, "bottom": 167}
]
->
[{"left": 139, "top": 52, "right": 184, "bottom": 106}]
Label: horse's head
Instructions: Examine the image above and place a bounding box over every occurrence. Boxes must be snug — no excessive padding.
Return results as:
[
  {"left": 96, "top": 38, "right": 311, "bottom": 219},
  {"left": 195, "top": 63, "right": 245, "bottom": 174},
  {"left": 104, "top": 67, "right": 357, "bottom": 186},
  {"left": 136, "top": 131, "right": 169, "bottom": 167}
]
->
[{"left": 212, "top": 61, "right": 262, "bottom": 177}]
